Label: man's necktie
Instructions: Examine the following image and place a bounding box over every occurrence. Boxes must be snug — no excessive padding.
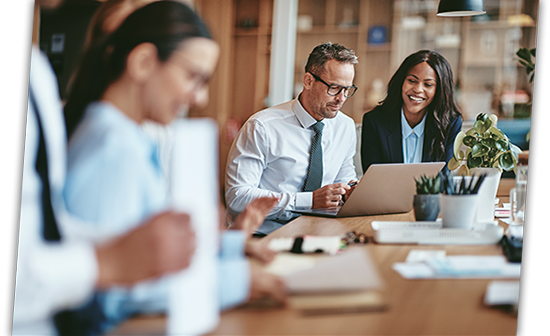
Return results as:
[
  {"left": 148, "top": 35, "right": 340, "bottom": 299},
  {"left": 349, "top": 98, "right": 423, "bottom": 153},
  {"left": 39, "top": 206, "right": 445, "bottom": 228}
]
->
[
  {"left": 29, "top": 87, "right": 61, "bottom": 242},
  {"left": 29, "top": 87, "right": 105, "bottom": 336},
  {"left": 303, "top": 121, "right": 324, "bottom": 192}
]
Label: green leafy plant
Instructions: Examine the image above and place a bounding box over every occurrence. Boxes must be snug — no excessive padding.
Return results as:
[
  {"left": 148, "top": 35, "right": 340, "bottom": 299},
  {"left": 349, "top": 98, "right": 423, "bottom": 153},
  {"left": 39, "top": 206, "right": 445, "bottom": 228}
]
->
[
  {"left": 516, "top": 47, "right": 536, "bottom": 84},
  {"left": 516, "top": 47, "right": 535, "bottom": 142},
  {"left": 448, "top": 113, "right": 522, "bottom": 175},
  {"left": 414, "top": 173, "right": 442, "bottom": 195}
]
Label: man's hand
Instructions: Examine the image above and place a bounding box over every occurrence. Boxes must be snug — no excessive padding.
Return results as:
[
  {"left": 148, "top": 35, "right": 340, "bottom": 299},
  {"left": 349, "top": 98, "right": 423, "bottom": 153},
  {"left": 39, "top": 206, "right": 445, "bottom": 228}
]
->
[
  {"left": 95, "top": 211, "right": 195, "bottom": 288},
  {"left": 248, "top": 263, "right": 288, "bottom": 305},
  {"left": 342, "top": 180, "right": 358, "bottom": 203},
  {"left": 232, "top": 196, "right": 278, "bottom": 236},
  {"left": 312, "top": 183, "right": 350, "bottom": 208}
]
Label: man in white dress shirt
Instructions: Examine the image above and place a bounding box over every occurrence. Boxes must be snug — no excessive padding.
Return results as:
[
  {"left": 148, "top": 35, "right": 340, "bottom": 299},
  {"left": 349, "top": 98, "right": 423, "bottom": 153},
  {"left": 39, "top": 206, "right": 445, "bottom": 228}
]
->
[{"left": 225, "top": 42, "right": 359, "bottom": 235}]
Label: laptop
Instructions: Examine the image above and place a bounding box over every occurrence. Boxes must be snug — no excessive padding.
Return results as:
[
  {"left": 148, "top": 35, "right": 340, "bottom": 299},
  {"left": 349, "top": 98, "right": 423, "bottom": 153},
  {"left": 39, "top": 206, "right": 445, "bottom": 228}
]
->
[{"left": 292, "top": 162, "right": 446, "bottom": 218}]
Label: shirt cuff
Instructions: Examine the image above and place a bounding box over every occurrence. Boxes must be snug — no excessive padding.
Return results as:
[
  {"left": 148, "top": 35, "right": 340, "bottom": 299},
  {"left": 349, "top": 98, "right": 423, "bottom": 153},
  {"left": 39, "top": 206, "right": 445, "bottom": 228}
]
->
[
  {"left": 32, "top": 242, "right": 98, "bottom": 309},
  {"left": 218, "top": 259, "right": 250, "bottom": 310},
  {"left": 295, "top": 192, "right": 313, "bottom": 209}
]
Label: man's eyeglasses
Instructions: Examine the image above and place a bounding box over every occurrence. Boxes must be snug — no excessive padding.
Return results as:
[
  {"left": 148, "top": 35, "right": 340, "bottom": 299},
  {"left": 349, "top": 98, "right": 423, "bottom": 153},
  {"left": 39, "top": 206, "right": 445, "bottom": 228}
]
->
[{"left": 309, "top": 72, "right": 358, "bottom": 98}]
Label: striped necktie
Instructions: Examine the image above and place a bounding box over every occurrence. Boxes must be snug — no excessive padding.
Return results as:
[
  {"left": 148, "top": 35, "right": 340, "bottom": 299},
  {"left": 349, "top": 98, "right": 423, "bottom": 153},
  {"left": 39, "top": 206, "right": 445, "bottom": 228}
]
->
[{"left": 303, "top": 121, "right": 324, "bottom": 192}]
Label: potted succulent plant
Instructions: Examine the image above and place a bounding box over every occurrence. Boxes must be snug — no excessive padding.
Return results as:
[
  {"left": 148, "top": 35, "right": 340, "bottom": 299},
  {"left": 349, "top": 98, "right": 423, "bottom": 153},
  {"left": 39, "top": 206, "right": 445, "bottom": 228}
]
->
[
  {"left": 448, "top": 112, "right": 522, "bottom": 223},
  {"left": 413, "top": 173, "right": 442, "bottom": 221}
]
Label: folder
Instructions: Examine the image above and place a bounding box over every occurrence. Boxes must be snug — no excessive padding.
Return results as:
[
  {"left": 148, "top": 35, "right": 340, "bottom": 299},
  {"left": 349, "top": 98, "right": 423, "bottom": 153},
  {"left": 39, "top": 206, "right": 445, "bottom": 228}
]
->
[{"left": 263, "top": 247, "right": 387, "bottom": 315}]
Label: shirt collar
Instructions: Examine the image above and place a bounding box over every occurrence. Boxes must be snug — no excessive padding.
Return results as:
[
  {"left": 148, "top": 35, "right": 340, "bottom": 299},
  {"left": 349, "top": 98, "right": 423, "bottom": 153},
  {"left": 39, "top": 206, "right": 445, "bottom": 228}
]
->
[
  {"left": 401, "top": 108, "right": 427, "bottom": 139},
  {"left": 292, "top": 93, "right": 323, "bottom": 129},
  {"left": 88, "top": 101, "right": 160, "bottom": 170}
]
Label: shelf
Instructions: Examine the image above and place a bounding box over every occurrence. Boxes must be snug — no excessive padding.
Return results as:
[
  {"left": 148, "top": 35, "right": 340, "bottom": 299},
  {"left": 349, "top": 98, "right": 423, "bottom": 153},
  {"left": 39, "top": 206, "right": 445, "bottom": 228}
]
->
[
  {"left": 366, "top": 43, "right": 391, "bottom": 52},
  {"left": 464, "top": 62, "right": 521, "bottom": 68},
  {"left": 234, "top": 28, "right": 259, "bottom": 36},
  {"left": 234, "top": 27, "right": 272, "bottom": 37},
  {"left": 297, "top": 25, "right": 361, "bottom": 34},
  {"left": 467, "top": 20, "right": 526, "bottom": 30}
]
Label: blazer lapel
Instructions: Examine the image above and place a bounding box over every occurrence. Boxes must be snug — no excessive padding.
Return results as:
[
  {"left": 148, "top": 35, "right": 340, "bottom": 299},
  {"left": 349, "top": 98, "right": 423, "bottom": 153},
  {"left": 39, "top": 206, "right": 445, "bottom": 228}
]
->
[
  {"left": 386, "top": 108, "right": 403, "bottom": 163},
  {"left": 423, "top": 114, "right": 438, "bottom": 162}
]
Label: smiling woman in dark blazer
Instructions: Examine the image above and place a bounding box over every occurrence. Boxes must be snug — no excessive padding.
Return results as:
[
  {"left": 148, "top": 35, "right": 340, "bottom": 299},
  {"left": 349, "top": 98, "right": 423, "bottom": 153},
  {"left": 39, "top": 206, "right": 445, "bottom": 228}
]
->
[{"left": 360, "top": 50, "right": 462, "bottom": 173}]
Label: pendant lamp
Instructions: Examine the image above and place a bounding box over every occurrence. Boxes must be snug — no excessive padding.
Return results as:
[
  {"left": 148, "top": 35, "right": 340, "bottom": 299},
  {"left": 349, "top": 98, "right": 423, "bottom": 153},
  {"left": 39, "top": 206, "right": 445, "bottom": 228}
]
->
[{"left": 437, "top": 0, "right": 486, "bottom": 17}]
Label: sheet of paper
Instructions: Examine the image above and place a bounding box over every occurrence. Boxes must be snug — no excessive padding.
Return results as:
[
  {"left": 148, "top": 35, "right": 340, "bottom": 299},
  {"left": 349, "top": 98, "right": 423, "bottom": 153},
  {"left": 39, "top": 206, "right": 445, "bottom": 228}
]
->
[
  {"left": 265, "top": 254, "right": 317, "bottom": 276},
  {"left": 392, "top": 263, "right": 437, "bottom": 279},
  {"left": 268, "top": 237, "right": 294, "bottom": 252},
  {"left": 405, "top": 249, "right": 446, "bottom": 263},
  {"left": 506, "top": 225, "right": 524, "bottom": 239},
  {"left": 495, "top": 208, "right": 510, "bottom": 218},
  {"left": 268, "top": 236, "right": 342, "bottom": 255},
  {"left": 266, "top": 247, "right": 383, "bottom": 293},
  {"left": 429, "top": 255, "right": 506, "bottom": 271},
  {"left": 500, "top": 217, "right": 512, "bottom": 225},
  {"left": 393, "top": 255, "right": 521, "bottom": 279},
  {"left": 484, "top": 281, "right": 521, "bottom": 305}
]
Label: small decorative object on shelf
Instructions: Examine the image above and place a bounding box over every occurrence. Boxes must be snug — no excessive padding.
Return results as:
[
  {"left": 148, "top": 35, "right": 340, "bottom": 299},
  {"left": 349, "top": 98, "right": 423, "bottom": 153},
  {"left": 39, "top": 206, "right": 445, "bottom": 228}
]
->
[
  {"left": 367, "top": 25, "right": 388, "bottom": 45},
  {"left": 413, "top": 173, "right": 442, "bottom": 221},
  {"left": 240, "top": 17, "right": 257, "bottom": 30}
]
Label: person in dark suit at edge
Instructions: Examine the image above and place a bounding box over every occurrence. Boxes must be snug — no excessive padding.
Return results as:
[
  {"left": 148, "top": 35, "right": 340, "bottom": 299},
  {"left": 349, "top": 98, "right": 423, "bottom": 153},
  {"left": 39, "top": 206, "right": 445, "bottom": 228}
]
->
[{"left": 360, "top": 50, "right": 462, "bottom": 173}]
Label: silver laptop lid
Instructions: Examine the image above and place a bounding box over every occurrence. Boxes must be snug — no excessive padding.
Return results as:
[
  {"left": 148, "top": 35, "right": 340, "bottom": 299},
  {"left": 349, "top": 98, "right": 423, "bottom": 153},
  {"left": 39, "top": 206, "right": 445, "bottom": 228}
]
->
[{"left": 338, "top": 162, "right": 445, "bottom": 217}]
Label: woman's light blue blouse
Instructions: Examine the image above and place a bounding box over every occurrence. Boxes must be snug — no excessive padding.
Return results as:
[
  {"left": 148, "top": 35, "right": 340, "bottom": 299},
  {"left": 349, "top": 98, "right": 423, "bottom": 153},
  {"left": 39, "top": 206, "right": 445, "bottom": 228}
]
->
[
  {"left": 64, "top": 101, "right": 249, "bottom": 332},
  {"left": 401, "top": 109, "right": 427, "bottom": 164}
]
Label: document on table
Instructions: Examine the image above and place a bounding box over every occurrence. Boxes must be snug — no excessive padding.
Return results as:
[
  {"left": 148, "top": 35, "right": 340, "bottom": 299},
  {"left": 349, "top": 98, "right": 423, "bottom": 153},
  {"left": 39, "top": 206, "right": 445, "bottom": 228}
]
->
[
  {"left": 264, "top": 247, "right": 386, "bottom": 315},
  {"left": 484, "top": 281, "right": 520, "bottom": 305},
  {"left": 393, "top": 251, "right": 521, "bottom": 279},
  {"left": 265, "top": 247, "right": 383, "bottom": 293}
]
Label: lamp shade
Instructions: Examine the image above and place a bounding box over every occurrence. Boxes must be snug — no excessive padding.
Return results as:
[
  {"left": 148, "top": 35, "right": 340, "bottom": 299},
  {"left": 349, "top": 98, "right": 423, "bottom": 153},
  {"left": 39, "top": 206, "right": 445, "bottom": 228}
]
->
[{"left": 437, "top": 0, "right": 486, "bottom": 17}]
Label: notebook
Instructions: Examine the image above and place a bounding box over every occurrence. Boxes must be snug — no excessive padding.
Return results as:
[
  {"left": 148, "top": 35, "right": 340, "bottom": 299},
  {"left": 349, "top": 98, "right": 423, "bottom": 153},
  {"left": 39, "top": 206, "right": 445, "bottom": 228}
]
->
[
  {"left": 262, "top": 247, "right": 386, "bottom": 316},
  {"left": 292, "top": 162, "right": 445, "bottom": 218}
]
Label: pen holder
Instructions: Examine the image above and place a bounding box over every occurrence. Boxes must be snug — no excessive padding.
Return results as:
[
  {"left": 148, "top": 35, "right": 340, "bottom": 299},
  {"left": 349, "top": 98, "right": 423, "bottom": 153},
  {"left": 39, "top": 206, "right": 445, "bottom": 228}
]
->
[{"left": 439, "top": 194, "right": 479, "bottom": 229}]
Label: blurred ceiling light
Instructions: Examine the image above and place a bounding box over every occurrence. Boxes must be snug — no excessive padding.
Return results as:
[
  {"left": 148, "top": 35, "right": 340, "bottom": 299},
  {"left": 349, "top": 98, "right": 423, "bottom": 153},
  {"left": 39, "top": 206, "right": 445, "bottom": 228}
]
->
[
  {"left": 507, "top": 14, "right": 535, "bottom": 27},
  {"left": 436, "top": 0, "right": 486, "bottom": 17}
]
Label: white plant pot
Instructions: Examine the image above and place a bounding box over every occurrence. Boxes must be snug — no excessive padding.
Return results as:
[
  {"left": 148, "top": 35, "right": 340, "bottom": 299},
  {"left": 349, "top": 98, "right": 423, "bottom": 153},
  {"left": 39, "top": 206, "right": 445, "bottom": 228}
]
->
[
  {"left": 470, "top": 167, "right": 501, "bottom": 223},
  {"left": 440, "top": 194, "right": 480, "bottom": 229}
]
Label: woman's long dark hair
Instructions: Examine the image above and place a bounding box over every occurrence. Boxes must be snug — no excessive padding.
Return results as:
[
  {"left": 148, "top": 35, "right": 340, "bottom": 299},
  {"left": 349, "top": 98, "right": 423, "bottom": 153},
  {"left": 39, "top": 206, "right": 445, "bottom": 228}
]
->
[
  {"left": 64, "top": 1, "right": 212, "bottom": 137},
  {"left": 380, "top": 50, "right": 462, "bottom": 161}
]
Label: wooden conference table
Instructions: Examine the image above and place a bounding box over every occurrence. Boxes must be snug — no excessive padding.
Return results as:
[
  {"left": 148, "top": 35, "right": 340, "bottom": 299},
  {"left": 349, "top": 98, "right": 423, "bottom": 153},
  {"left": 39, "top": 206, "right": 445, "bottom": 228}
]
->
[{"left": 111, "top": 178, "right": 518, "bottom": 335}]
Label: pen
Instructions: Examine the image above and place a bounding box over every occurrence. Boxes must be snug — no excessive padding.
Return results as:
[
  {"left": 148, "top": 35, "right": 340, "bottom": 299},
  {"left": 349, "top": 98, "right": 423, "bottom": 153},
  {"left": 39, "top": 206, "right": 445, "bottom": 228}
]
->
[{"left": 342, "top": 181, "right": 358, "bottom": 204}]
